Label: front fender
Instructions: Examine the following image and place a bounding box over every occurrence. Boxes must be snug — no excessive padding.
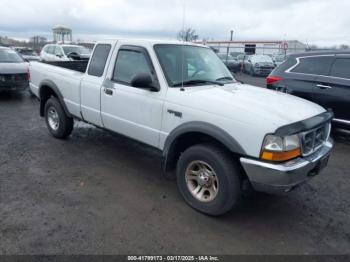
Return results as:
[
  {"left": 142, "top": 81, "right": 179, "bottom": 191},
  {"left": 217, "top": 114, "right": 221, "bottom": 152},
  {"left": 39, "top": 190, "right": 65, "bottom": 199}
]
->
[{"left": 162, "top": 121, "right": 246, "bottom": 172}]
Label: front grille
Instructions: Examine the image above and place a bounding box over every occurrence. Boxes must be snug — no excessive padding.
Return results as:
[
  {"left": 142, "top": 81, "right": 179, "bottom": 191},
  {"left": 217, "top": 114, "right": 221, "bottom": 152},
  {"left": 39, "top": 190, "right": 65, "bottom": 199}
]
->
[{"left": 301, "top": 123, "right": 331, "bottom": 156}]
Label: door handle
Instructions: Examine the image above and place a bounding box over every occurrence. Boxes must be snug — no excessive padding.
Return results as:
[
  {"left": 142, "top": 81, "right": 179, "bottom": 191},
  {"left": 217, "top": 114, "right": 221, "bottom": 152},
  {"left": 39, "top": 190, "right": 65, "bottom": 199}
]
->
[
  {"left": 104, "top": 87, "right": 114, "bottom": 95},
  {"left": 316, "top": 84, "right": 332, "bottom": 90}
]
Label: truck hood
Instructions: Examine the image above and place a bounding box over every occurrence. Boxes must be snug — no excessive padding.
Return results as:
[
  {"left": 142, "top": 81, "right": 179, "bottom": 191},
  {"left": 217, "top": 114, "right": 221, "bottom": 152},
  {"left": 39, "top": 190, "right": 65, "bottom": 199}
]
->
[
  {"left": 169, "top": 83, "right": 326, "bottom": 131},
  {"left": 0, "top": 62, "right": 28, "bottom": 74}
]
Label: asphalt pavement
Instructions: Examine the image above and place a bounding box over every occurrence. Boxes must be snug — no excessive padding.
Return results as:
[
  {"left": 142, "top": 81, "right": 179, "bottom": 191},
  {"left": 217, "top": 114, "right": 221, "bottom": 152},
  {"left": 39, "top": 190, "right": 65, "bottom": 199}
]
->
[{"left": 1, "top": 75, "right": 349, "bottom": 255}]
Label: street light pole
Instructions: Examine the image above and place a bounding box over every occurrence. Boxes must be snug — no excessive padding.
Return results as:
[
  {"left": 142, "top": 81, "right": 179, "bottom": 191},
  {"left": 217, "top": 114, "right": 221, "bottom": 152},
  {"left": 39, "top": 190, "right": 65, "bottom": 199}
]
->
[{"left": 226, "top": 30, "right": 234, "bottom": 63}]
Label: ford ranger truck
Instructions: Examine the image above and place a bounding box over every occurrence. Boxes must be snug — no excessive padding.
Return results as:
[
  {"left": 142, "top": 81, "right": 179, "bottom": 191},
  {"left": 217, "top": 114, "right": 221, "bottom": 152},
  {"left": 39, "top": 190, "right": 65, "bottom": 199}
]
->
[{"left": 29, "top": 39, "right": 333, "bottom": 216}]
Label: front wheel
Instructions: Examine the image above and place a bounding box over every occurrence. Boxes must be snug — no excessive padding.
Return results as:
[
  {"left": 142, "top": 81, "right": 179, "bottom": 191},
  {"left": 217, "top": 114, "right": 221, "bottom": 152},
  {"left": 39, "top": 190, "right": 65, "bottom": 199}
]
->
[
  {"left": 177, "top": 144, "right": 241, "bottom": 216},
  {"left": 44, "top": 97, "right": 74, "bottom": 139}
]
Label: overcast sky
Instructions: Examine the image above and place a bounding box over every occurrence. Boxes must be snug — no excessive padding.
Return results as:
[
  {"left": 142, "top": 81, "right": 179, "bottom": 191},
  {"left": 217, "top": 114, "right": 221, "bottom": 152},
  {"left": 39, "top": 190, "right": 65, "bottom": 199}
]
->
[{"left": 0, "top": 0, "right": 349, "bottom": 46}]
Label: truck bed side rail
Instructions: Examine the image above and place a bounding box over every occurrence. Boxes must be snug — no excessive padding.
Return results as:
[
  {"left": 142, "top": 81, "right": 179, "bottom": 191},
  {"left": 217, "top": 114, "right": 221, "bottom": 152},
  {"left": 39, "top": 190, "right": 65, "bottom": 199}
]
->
[{"left": 40, "top": 60, "right": 89, "bottom": 73}]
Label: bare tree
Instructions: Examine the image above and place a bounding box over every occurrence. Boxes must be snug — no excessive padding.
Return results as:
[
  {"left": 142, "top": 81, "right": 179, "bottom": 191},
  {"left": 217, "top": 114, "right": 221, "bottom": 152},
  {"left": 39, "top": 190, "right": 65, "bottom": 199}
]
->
[
  {"left": 339, "top": 44, "right": 349, "bottom": 50},
  {"left": 177, "top": 27, "right": 199, "bottom": 42}
]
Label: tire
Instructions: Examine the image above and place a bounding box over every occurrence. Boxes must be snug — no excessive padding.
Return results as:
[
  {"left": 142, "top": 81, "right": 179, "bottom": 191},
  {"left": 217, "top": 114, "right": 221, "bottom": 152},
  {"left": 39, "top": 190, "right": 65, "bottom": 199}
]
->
[
  {"left": 176, "top": 144, "right": 241, "bottom": 216},
  {"left": 250, "top": 67, "right": 255, "bottom": 76},
  {"left": 44, "top": 97, "right": 73, "bottom": 139}
]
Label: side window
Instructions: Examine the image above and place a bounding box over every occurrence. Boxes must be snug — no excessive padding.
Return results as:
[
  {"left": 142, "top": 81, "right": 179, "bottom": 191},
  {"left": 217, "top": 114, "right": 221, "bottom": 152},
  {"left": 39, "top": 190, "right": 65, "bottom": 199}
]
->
[
  {"left": 112, "top": 49, "right": 154, "bottom": 85},
  {"left": 54, "top": 46, "right": 63, "bottom": 56},
  {"left": 88, "top": 44, "right": 112, "bottom": 77},
  {"left": 47, "top": 46, "right": 54, "bottom": 54},
  {"left": 291, "top": 56, "right": 334, "bottom": 75},
  {"left": 330, "top": 59, "right": 350, "bottom": 79}
]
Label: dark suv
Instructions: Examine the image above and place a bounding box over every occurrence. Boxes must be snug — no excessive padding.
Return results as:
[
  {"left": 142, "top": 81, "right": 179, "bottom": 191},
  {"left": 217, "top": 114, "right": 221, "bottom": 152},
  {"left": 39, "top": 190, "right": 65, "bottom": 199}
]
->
[{"left": 267, "top": 51, "right": 350, "bottom": 131}]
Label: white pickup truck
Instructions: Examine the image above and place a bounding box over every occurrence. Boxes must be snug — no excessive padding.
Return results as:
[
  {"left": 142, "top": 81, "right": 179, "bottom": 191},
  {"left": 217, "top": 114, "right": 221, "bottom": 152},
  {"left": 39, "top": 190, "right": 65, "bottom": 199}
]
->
[{"left": 30, "top": 39, "right": 333, "bottom": 215}]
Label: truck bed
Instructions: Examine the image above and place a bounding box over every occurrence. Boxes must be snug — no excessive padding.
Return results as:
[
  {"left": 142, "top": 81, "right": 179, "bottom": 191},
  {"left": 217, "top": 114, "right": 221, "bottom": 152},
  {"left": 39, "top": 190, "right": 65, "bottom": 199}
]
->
[
  {"left": 30, "top": 60, "right": 85, "bottom": 118},
  {"left": 40, "top": 60, "right": 89, "bottom": 73}
]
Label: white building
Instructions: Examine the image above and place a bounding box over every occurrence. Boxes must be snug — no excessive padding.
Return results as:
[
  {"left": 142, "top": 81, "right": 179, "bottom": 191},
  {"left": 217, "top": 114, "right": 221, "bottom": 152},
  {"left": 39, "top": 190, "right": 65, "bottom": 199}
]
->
[{"left": 201, "top": 40, "right": 307, "bottom": 55}]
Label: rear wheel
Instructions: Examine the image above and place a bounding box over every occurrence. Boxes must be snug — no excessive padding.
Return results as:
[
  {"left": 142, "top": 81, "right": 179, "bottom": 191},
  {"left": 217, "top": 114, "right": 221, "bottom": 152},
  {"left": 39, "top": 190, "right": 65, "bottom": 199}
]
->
[
  {"left": 177, "top": 144, "right": 241, "bottom": 216},
  {"left": 44, "top": 97, "right": 73, "bottom": 139}
]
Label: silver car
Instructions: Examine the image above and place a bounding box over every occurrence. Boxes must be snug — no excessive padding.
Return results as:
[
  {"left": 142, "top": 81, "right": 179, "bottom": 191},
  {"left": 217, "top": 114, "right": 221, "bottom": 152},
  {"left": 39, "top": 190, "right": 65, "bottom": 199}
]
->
[
  {"left": 243, "top": 54, "right": 276, "bottom": 76},
  {"left": 217, "top": 53, "right": 240, "bottom": 72},
  {"left": 0, "top": 47, "right": 29, "bottom": 92}
]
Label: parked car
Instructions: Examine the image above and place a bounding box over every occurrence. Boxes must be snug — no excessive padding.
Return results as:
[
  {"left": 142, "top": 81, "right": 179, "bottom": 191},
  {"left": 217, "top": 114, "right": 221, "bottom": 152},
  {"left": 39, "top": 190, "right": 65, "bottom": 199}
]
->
[
  {"left": 272, "top": 54, "right": 287, "bottom": 67},
  {"left": 0, "top": 46, "right": 29, "bottom": 92},
  {"left": 30, "top": 39, "right": 333, "bottom": 216},
  {"left": 40, "top": 44, "right": 92, "bottom": 62},
  {"left": 244, "top": 54, "right": 275, "bottom": 76},
  {"left": 267, "top": 51, "right": 350, "bottom": 131},
  {"left": 230, "top": 52, "right": 245, "bottom": 59},
  {"left": 217, "top": 53, "right": 240, "bottom": 72},
  {"left": 14, "top": 47, "right": 40, "bottom": 61}
]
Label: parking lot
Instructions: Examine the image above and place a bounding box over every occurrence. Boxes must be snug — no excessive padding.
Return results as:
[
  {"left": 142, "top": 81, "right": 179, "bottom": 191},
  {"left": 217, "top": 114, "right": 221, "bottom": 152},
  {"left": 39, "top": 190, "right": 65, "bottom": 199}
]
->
[{"left": 1, "top": 75, "right": 350, "bottom": 255}]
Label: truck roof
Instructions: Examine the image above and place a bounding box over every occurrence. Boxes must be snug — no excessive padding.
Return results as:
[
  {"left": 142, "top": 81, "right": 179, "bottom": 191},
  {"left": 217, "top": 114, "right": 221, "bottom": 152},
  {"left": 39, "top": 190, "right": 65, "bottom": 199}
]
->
[{"left": 96, "top": 38, "right": 207, "bottom": 48}]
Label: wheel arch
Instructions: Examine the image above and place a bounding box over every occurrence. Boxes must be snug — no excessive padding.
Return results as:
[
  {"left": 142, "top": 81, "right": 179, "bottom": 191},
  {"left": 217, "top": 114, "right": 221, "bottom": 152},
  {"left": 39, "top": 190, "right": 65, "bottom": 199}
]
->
[
  {"left": 162, "top": 122, "right": 246, "bottom": 172},
  {"left": 39, "top": 80, "right": 71, "bottom": 118}
]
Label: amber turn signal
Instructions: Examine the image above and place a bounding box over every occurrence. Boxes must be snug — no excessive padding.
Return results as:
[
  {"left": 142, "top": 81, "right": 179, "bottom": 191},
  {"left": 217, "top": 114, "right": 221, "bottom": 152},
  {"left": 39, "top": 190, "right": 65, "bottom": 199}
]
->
[{"left": 261, "top": 148, "right": 301, "bottom": 162}]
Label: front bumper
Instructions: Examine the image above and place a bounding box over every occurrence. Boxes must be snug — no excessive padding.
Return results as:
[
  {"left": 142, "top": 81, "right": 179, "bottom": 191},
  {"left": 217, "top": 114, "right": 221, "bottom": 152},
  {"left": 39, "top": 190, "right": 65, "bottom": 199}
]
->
[
  {"left": 253, "top": 67, "right": 274, "bottom": 76},
  {"left": 240, "top": 139, "right": 333, "bottom": 194}
]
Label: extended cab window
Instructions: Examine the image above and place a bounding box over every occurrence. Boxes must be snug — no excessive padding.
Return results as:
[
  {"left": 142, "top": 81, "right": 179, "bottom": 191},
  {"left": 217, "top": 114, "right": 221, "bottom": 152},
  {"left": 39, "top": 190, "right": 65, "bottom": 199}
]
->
[
  {"left": 88, "top": 44, "right": 111, "bottom": 77},
  {"left": 291, "top": 56, "right": 334, "bottom": 75},
  {"left": 330, "top": 59, "right": 350, "bottom": 79},
  {"left": 113, "top": 49, "right": 154, "bottom": 85}
]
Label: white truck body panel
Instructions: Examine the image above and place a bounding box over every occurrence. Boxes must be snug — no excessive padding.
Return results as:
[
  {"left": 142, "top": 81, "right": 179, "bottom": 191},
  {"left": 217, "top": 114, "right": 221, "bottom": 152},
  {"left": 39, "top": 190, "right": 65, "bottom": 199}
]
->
[
  {"left": 30, "top": 39, "right": 326, "bottom": 158},
  {"left": 160, "top": 83, "right": 325, "bottom": 157},
  {"left": 30, "top": 61, "right": 83, "bottom": 117}
]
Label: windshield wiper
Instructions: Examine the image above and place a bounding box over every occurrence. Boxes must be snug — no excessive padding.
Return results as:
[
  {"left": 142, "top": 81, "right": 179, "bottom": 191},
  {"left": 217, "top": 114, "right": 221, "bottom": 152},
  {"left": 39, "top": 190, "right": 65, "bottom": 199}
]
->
[
  {"left": 172, "top": 79, "right": 224, "bottom": 87},
  {"left": 216, "top": 76, "right": 234, "bottom": 81},
  {"left": 216, "top": 77, "right": 236, "bottom": 83}
]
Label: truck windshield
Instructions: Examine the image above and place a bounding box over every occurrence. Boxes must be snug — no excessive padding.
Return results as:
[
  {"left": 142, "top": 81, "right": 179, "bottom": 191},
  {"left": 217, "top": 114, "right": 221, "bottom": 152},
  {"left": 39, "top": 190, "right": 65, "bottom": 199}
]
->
[
  {"left": 154, "top": 44, "right": 236, "bottom": 87},
  {"left": 0, "top": 49, "right": 24, "bottom": 63}
]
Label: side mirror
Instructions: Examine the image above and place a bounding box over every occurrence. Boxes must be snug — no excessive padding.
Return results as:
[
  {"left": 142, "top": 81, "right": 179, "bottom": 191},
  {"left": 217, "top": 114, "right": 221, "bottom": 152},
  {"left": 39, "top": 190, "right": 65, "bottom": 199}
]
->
[{"left": 131, "top": 73, "right": 159, "bottom": 92}]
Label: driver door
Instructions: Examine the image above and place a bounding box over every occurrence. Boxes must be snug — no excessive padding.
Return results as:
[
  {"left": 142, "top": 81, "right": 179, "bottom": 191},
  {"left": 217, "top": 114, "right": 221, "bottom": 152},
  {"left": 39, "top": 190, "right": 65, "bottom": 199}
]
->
[{"left": 101, "top": 45, "right": 164, "bottom": 148}]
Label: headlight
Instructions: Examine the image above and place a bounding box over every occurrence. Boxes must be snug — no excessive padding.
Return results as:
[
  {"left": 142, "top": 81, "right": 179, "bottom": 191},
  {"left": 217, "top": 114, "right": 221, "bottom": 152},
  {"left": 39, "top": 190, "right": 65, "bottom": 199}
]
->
[
  {"left": 255, "top": 63, "right": 260, "bottom": 67},
  {"left": 261, "top": 134, "right": 301, "bottom": 162}
]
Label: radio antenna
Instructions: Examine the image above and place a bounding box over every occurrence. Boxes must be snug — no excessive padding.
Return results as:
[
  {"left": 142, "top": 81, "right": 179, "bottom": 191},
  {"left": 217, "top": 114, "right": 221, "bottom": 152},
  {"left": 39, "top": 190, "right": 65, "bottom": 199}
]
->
[{"left": 180, "top": 0, "right": 186, "bottom": 91}]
